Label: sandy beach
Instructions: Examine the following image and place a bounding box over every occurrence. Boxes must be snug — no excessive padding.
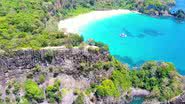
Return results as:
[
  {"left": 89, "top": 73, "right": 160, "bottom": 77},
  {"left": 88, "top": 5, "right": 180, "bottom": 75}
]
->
[{"left": 58, "top": 9, "right": 137, "bottom": 34}]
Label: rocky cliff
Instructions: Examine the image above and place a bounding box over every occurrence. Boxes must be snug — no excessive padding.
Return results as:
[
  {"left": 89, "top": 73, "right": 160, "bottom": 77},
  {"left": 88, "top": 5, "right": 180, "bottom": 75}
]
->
[
  {"left": 0, "top": 47, "right": 120, "bottom": 104},
  {"left": 0, "top": 46, "right": 111, "bottom": 81}
]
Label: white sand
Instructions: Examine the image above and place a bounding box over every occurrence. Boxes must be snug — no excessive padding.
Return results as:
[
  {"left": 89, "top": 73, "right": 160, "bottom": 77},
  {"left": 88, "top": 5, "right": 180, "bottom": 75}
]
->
[{"left": 58, "top": 9, "right": 137, "bottom": 34}]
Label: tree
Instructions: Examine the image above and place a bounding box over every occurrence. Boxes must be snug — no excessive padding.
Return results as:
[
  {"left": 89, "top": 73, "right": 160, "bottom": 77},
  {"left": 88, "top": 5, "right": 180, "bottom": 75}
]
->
[{"left": 96, "top": 79, "right": 120, "bottom": 97}]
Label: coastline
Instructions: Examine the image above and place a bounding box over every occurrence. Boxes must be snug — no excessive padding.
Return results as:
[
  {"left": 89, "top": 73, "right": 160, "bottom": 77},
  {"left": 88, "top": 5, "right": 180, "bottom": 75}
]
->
[
  {"left": 58, "top": 9, "right": 185, "bottom": 104},
  {"left": 58, "top": 9, "right": 138, "bottom": 34}
]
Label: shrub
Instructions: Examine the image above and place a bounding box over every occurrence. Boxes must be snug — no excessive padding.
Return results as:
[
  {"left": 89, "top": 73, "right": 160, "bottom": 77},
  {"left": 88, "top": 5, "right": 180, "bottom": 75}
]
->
[
  {"left": 73, "top": 89, "right": 81, "bottom": 95},
  {"left": 5, "top": 97, "right": 10, "bottom": 103},
  {"left": 19, "top": 97, "right": 30, "bottom": 104},
  {"left": 24, "top": 80, "right": 44, "bottom": 103},
  {"left": 96, "top": 79, "right": 119, "bottom": 97},
  {"left": 103, "top": 62, "right": 113, "bottom": 70},
  {"left": 26, "top": 73, "right": 33, "bottom": 79},
  {"left": 0, "top": 98, "right": 3, "bottom": 104},
  {"left": 16, "top": 96, "right": 20, "bottom": 102},
  {"left": 46, "top": 80, "right": 62, "bottom": 103},
  {"left": 79, "top": 42, "right": 86, "bottom": 50},
  {"left": 112, "top": 69, "right": 131, "bottom": 92},
  {"left": 79, "top": 63, "right": 87, "bottom": 71},
  {"left": 95, "top": 42, "right": 109, "bottom": 52},
  {"left": 87, "top": 47, "right": 99, "bottom": 53},
  {"left": 73, "top": 93, "right": 85, "bottom": 104},
  {"left": 93, "top": 62, "right": 103, "bottom": 70},
  {"left": 49, "top": 67, "right": 54, "bottom": 72},
  {"left": 38, "top": 74, "right": 46, "bottom": 84},
  {"left": 87, "top": 40, "right": 109, "bottom": 52},
  {"left": 33, "top": 64, "right": 41, "bottom": 73},
  {"left": 51, "top": 32, "right": 66, "bottom": 39},
  {"left": 44, "top": 50, "right": 54, "bottom": 64},
  {"left": 65, "top": 44, "right": 73, "bottom": 49},
  {"left": 67, "top": 35, "right": 84, "bottom": 46},
  {"left": 13, "top": 82, "right": 21, "bottom": 95},
  {"left": 6, "top": 89, "right": 11, "bottom": 95}
]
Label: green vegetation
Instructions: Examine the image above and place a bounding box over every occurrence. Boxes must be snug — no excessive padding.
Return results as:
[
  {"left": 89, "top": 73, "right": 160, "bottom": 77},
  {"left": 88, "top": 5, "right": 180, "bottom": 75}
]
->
[
  {"left": 46, "top": 80, "right": 62, "bottom": 103},
  {"left": 44, "top": 50, "right": 54, "bottom": 64},
  {"left": 0, "top": 0, "right": 85, "bottom": 51},
  {"left": 96, "top": 79, "right": 120, "bottom": 97},
  {"left": 95, "top": 60, "right": 184, "bottom": 102},
  {"left": 111, "top": 59, "right": 131, "bottom": 92},
  {"left": 38, "top": 74, "right": 46, "bottom": 84},
  {"left": 19, "top": 97, "right": 29, "bottom": 104},
  {"left": 73, "top": 93, "right": 85, "bottom": 104},
  {"left": 24, "top": 80, "right": 44, "bottom": 103},
  {"left": 145, "top": 0, "right": 163, "bottom": 7},
  {"left": 63, "top": 6, "right": 93, "bottom": 18},
  {"left": 139, "top": 0, "right": 174, "bottom": 15},
  {"left": 95, "top": 58, "right": 132, "bottom": 97},
  {"left": 130, "top": 61, "right": 184, "bottom": 101},
  {"left": 112, "top": 69, "right": 131, "bottom": 92},
  {"left": 13, "top": 81, "right": 21, "bottom": 95},
  {"left": 0, "top": 56, "right": 184, "bottom": 103},
  {"left": 87, "top": 39, "right": 109, "bottom": 52}
]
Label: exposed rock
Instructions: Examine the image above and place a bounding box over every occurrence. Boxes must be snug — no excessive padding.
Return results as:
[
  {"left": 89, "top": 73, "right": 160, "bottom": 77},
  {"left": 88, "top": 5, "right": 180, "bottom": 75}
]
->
[
  {"left": 0, "top": 47, "right": 110, "bottom": 82},
  {"left": 62, "top": 91, "right": 75, "bottom": 104},
  {"left": 173, "top": 9, "right": 185, "bottom": 19},
  {"left": 131, "top": 88, "right": 150, "bottom": 97},
  {"left": 168, "top": 92, "right": 185, "bottom": 104},
  {"left": 96, "top": 96, "right": 128, "bottom": 104},
  {"left": 0, "top": 47, "right": 115, "bottom": 104},
  {"left": 143, "top": 99, "right": 160, "bottom": 104}
]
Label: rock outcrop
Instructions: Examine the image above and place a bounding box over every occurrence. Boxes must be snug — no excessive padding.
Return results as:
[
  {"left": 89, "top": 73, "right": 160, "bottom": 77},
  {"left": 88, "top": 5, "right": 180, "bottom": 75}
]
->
[
  {"left": 0, "top": 47, "right": 111, "bottom": 82},
  {"left": 0, "top": 47, "right": 117, "bottom": 104},
  {"left": 131, "top": 88, "right": 150, "bottom": 97},
  {"left": 168, "top": 92, "right": 185, "bottom": 104},
  {"left": 173, "top": 9, "right": 185, "bottom": 19}
]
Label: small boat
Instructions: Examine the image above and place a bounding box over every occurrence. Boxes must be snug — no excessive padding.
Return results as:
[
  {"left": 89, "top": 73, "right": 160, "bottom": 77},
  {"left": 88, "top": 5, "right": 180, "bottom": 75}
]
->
[{"left": 120, "top": 33, "right": 127, "bottom": 38}]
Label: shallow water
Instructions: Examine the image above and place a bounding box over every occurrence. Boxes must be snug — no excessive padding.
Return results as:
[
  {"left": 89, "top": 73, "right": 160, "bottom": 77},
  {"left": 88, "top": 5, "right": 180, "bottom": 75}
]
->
[
  {"left": 79, "top": 13, "right": 185, "bottom": 75},
  {"left": 130, "top": 97, "right": 144, "bottom": 104}
]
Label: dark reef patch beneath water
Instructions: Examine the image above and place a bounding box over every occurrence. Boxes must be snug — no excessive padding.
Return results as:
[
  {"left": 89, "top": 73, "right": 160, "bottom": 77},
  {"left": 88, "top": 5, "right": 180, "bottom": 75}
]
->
[{"left": 113, "top": 55, "right": 145, "bottom": 68}]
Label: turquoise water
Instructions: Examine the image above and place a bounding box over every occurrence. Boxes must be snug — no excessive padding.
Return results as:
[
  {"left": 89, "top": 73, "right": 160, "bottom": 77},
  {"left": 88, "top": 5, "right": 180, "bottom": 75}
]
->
[
  {"left": 79, "top": 13, "right": 185, "bottom": 75},
  {"left": 130, "top": 97, "right": 144, "bottom": 104}
]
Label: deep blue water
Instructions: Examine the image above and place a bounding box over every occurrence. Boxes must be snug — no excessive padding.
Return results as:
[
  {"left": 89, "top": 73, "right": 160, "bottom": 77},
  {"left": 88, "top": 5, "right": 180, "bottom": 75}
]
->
[{"left": 79, "top": 13, "right": 185, "bottom": 75}]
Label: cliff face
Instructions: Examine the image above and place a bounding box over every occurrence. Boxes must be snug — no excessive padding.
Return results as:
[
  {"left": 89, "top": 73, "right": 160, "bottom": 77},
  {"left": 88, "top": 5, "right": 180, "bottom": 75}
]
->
[
  {"left": 0, "top": 47, "right": 111, "bottom": 81},
  {"left": 0, "top": 47, "right": 120, "bottom": 104}
]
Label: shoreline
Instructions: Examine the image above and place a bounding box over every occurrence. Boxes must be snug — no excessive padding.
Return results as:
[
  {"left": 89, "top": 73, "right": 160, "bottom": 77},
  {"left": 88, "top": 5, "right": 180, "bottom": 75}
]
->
[{"left": 58, "top": 9, "right": 138, "bottom": 34}]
